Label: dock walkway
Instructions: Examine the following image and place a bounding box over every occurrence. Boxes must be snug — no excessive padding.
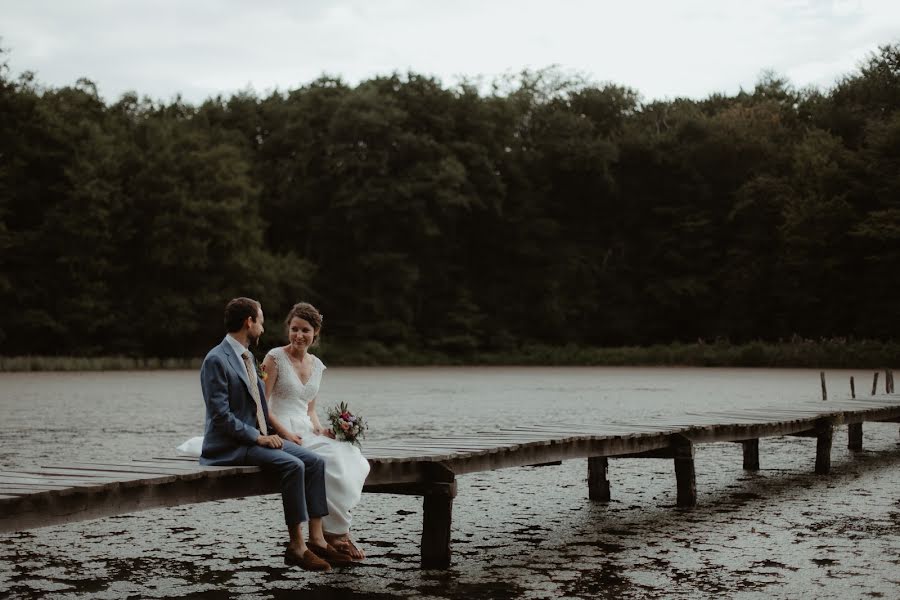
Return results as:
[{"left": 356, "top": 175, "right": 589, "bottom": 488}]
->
[{"left": 2, "top": 395, "right": 899, "bottom": 568}]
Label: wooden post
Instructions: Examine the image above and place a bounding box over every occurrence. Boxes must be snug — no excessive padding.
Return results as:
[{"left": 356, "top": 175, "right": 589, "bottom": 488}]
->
[
  {"left": 741, "top": 439, "right": 760, "bottom": 471},
  {"left": 820, "top": 372, "right": 827, "bottom": 400},
  {"left": 848, "top": 423, "right": 863, "bottom": 451},
  {"left": 885, "top": 369, "right": 891, "bottom": 394},
  {"left": 815, "top": 420, "right": 833, "bottom": 475},
  {"left": 587, "top": 456, "right": 611, "bottom": 501},
  {"left": 672, "top": 437, "right": 696, "bottom": 507},
  {"left": 871, "top": 372, "right": 879, "bottom": 395},
  {"left": 889, "top": 370, "right": 894, "bottom": 393},
  {"left": 850, "top": 376, "right": 855, "bottom": 398},
  {"left": 421, "top": 464, "right": 456, "bottom": 569}
]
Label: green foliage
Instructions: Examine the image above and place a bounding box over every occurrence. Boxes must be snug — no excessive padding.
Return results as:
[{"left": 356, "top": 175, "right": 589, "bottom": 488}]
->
[{"left": 3, "top": 43, "right": 900, "bottom": 362}]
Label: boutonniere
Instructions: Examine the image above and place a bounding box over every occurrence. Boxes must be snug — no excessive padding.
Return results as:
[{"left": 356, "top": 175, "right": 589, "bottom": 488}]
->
[{"left": 257, "top": 363, "right": 268, "bottom": 382}]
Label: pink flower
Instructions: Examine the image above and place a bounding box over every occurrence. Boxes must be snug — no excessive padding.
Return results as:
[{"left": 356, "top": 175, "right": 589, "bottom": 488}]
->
[{"left": 340, "top": 421, "right": 350, "bottom": 431}]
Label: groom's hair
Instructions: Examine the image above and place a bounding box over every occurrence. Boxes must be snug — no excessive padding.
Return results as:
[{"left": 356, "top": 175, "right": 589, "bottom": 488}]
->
[{"left": 224, "top": 297, "right": 261, "bottom": 332}]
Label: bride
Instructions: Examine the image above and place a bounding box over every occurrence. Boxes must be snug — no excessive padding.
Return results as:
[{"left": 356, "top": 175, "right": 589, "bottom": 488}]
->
[
  {"left": 178, "top": 302, "right": 369, "bottom": 560},
  {"left": 261, "top": 302, "right": 369, "bottom": 560}
]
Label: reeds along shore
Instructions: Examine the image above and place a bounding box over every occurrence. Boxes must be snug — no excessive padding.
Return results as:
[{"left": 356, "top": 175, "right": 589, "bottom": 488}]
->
[{"left": 1, "top": 339, "right": 898, "bottom": 371}]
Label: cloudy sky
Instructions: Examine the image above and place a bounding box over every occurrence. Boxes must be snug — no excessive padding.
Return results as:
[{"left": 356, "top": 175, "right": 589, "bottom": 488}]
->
[{"left": 1, "top": 0, "right": 898, "bottom": 103}]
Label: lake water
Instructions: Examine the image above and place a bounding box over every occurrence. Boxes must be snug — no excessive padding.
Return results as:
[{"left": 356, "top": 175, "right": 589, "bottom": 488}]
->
[{"left": 1, "top": 367, "right": 898, "bottom": 599}]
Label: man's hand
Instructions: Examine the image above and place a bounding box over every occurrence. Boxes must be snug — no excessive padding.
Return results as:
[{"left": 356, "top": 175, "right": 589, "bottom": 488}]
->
[{"left": 257, "top": 434, "right": 283, "bottom": 448}]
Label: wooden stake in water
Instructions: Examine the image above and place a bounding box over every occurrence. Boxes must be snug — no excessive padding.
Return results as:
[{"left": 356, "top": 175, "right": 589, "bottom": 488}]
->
[
  {"left": 872, "top": 372, "right": 879, "bottom": 396},
  {"left": 850, "top": 376, "right": 855, "bottom": 399},
  {"left": 886, "top": 370, "right": 891, "bottom": 394},
  {"left": 820, "top": 372, "right": 827, "bottom": 400}
]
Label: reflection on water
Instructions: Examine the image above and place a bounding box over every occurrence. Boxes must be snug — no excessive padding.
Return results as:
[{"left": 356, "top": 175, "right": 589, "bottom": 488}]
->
[{"left": 1, "top": 367, "right": 898, "bottom": 598}]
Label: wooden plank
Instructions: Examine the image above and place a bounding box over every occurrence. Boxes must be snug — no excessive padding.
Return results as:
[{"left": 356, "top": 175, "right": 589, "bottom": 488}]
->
[
  {"left": 1, "top": 484, "right": 72, "bottom": 492},
  {"left": 129, "top": 460, "right": 235, "bottom": 470},
  {"left": 0, "top": 474, "right": 130, "bottom": 487},
  {"left": 40, "top": 462, "right": 221, "bottom": 476},
  {"left": 11, "top": 467, "right": 166, "bottom": 479},
  {"left": 0, "top": 469, "right": 279, "bottom": 533},
  {"left": 43, "top": 462, "right": 262, "bottom": 479}
]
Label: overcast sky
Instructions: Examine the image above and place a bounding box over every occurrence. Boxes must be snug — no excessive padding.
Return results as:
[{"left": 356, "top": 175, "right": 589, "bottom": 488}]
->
[{"left": 2, "top": 0, "right": 898, "bottom": 104}]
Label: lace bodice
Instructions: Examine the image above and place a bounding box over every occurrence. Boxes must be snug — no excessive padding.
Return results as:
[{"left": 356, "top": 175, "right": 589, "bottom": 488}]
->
[{"left": 266, "top": 347, "right": 326, "bottom": 433}]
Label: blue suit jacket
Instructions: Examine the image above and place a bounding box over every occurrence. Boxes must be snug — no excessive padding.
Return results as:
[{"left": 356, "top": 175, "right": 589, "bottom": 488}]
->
[{"left": 199, "top": 338, "right": 272, "bottom": 466}]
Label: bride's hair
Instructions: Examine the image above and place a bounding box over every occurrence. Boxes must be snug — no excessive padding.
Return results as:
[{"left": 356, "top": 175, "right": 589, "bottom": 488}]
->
[{"left": 285, "top": 302, "right": 324, "bottom": 344}]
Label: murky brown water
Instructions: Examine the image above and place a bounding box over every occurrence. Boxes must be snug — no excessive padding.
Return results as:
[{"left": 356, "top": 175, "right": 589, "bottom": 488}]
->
[{"left": 1, "top": 367, "right": 898, "bottom": 598}]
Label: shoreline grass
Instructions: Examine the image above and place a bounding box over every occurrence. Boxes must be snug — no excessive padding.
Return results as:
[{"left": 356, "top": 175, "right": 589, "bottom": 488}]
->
[
  {"left": 2, "top": 339, "right": 897, "bottom": 372},
  {"left": 0, "top": 356, "right": 202, "bottom": 372}
]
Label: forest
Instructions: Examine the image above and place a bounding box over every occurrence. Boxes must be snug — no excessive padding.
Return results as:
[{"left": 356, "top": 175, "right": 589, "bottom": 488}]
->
[{"left": 1, "top": 43, "right": 899, "bottom": 363}]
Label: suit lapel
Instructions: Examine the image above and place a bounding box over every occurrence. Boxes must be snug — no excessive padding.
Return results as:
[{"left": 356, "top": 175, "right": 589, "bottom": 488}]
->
[{"left": 222, "top": 340, "right": 256, "bottom": 398}]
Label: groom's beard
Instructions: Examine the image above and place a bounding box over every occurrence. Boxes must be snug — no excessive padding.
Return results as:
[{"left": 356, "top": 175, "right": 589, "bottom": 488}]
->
[{"left": 248, "top": 333, "right": 260, "bottom": 347}]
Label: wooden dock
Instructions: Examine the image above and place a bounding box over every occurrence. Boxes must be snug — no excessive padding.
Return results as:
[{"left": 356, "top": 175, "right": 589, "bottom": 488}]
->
[{"left": 2, "top": 395, "right": 899, "bottom": 568}]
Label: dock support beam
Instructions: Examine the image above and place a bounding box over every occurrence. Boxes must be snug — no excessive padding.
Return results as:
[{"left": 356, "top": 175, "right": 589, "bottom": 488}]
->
[
  {"left": 587, "top": 456, "right": 611, "bottom": 501},
  {"left": 848, "top": 423, "right": 863, "bottom": 451},
  {"left": 421, "top": 464, "right": 456, "bottom": 569},
  {"left": 741, "top": 439, "right": 760, "bottom": 471},
  {"left": 815, "top": 420, "right": 833, "bottom": 475},
  {"left": 672, "top": 437, "right": 697, "bottom": 507}
]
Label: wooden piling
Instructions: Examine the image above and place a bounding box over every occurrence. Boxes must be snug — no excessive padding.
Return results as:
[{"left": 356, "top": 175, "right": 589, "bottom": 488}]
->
[
  {"left": 420, "top": 464, "right": 456, "bottom": 569},
  {"left": 850, "top": 376, "right": 855, "bottom": 398},
  {"left": 815, "top": 420, "right": 833, "bottom": 475},
  {"left": 672, "top": 437, "right": 697, "bottom": 507},
  {"left": 741, "top": 439, "right": 760, "bottom": 471},
  {"left": 587, "top": 456, "right": 611, "bottom": 501},
  {"left": 871, "top": 372, "right": 879, "bottom": 396},
  {"left": 848, "top": 423, "right": 863, "bottom": 451},
  {"left": 820, "top": 372, "right": 827, "bottom": 400}
]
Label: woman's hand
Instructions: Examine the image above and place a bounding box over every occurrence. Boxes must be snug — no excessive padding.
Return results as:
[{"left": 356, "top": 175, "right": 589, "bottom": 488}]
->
[
  {"left": 314, "top": 426, "right": 335, "bottom": 439},
  {"left": 274, "top": 427, "right": 302, "bottom": 445}
]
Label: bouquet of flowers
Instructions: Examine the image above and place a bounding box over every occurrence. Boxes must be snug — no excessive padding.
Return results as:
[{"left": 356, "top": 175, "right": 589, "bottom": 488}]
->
[{"left": 327, "top": 401, "right": 367, "bottom": 447}]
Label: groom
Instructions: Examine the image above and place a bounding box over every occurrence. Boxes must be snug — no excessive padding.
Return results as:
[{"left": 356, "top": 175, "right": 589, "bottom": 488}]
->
[{"left": 200, "top": 297, "right": 351, "bottom": 571}]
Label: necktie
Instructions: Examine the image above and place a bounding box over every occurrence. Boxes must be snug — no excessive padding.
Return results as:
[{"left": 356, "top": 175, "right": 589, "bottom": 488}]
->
[{"left": 241, "top": 351, "right": 268, "bottom": 435}]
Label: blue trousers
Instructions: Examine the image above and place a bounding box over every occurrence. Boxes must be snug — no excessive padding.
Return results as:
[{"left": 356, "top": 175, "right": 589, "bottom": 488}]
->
[{"left": 244, "top": 440, "right": 328, "bottom": 527}]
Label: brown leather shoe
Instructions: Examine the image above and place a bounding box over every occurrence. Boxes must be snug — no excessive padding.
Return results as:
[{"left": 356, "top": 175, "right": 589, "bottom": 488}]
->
[
  {"left": 307, "top": 543, "right": 355, "bottom": 567},
  {"left": 284, "top": 546, "right": 332, "bottom": 572}
]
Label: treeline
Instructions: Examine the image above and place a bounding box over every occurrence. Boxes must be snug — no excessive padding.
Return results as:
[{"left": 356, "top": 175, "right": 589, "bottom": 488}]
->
[{"left": 1, "top": 44, "right": 899, "bottom": 360}]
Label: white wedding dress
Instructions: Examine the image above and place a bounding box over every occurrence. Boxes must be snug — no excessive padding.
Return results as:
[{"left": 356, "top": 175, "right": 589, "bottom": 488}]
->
[{"left": 177, "top": 348, "right": 369, "bottom": 534}]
